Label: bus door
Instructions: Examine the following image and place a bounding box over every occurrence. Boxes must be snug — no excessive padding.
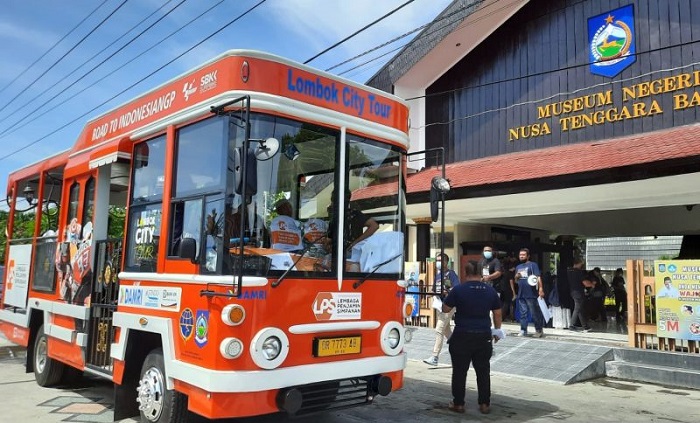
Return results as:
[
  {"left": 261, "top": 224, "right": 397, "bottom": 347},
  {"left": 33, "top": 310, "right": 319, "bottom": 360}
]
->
[
  {"left": 84, "top": 160, "right": 128, "bottom": 374},
  {"left": 85, "top": 238, "right": 122, "bottom": 373}
]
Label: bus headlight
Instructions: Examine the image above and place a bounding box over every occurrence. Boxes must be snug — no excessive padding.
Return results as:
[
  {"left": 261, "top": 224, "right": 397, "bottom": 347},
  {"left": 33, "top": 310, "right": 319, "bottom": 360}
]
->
[
  {"left": 262, "top": 337, "right": 281, "bottom": 360},
  {"left": 380, "top": 321, "right": 404, "bottom": 356},
  {"left": 251, "top": 327, "right": 289, "bottom": 369},
  {"left": 220, "top": 337, "right": 244, "bottom": 359},
  {"left": 387, "top": 328, "right": 400, "bottom": 349}
]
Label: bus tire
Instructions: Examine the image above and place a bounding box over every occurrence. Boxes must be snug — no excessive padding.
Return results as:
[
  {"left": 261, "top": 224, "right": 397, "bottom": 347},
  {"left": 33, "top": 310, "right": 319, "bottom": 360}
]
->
[
  {"left": 137, "top": 348, "right": 188, "bottom": 423},
  {"left": 33, "top": 325, "right": 65, "bottom": 387}
]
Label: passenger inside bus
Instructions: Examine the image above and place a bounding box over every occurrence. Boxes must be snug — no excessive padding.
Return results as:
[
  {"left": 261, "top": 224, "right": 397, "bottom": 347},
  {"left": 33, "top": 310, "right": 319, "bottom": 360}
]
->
[
  {"left": 269, "top": 198, "right": 303, "bottom": 252},
  {"left": 326, "top": 188, "right": 379, "bottom": 271},
  {"left": 226, "top": 196, "right": 269, "bottom": 247}
]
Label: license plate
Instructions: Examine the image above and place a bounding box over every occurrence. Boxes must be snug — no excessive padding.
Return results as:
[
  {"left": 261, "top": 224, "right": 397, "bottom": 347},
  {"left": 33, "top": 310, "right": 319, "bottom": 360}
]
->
[{"left": 313, "top": 336, "right": 361, "bottom": 357}]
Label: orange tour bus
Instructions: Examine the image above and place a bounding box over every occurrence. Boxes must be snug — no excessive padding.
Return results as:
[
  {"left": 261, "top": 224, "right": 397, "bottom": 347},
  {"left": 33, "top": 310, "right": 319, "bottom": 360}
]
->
[{"left": 0, "top": 50, "right": 424, "bottom": 422}]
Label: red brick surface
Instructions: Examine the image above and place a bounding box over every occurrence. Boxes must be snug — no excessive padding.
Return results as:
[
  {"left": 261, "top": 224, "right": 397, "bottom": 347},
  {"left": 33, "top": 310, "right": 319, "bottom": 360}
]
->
[{"left": 353, "top": 124, "right": 700, "bottom": 200}]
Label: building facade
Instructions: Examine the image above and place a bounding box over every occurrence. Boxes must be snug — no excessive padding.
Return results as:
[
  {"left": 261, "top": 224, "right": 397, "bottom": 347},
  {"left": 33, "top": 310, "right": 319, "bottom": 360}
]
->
[{"left": 369, "top": 0, "right": 700, "bottom": 270}]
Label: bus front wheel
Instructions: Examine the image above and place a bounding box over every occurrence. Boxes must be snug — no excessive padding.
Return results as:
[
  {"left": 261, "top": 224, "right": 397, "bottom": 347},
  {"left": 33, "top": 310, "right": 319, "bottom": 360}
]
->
[
  {"left": 137, "top": 348, "right": 187, "bottom": 423},
  {"left": 33, "top": 325, "right": 65, "bottom": 386}
]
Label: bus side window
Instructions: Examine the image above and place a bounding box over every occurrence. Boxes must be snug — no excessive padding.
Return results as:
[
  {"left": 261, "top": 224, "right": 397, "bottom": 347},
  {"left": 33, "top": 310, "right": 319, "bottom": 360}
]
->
[{"left": 169, "top": 199, "right": 202, "bottom": 259}]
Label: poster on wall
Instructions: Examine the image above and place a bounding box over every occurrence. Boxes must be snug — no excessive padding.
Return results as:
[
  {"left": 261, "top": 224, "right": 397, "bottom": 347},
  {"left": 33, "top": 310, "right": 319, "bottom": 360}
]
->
[
  {"left": 3, "top": 244, "right": 33, "bottom": 308},
  {"left": 404, "top": 262, "right": 420, "bottom": 317},
  {"left": 654, "top": 260, "right": 700, "bottom": 341}
]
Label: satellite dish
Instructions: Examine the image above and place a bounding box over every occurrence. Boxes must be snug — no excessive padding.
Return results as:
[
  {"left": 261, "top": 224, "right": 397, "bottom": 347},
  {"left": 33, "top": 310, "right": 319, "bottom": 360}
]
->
[
  {"left": 527, "top": 274, "right": 538, "bottom": 287},
  {"left": 253, "top": 137, "right": 279, "bottom": 161}
]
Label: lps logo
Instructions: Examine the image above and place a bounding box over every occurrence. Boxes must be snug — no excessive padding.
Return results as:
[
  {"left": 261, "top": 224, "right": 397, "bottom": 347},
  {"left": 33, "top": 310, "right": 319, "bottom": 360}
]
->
[
  {"left": 200, "top": 70, "right": 218, "bottom": 93},
  {"left": 313, "top": 293, "right": 335, "bottom": 320},
  {"left": 182, "top": 79, "right": 197, "bottom": 101},
  {"left": 312, "top": 292, "right": 362, "bottom": 321}
]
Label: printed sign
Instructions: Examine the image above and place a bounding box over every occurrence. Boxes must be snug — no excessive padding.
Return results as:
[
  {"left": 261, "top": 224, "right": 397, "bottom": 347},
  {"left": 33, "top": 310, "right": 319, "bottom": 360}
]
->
[
  {"left": 270, "top": 215, "right": 303, "bottom": 251},
  {"left": 405, "top": 262, "right": 420, "bottom": 317},
  {"left": 312, "top": 292, "right": 362, "bottom": 321},
  {"left": 588, "top": 5, "right": 636, "bottom": 77},
  {"left": 655, "top": 260, "right": 700, "bottom": 341},
  {"left": 118, "top": 286, "right": 182, "bottom": 311},
  {"left": 3, "top": 245, "right": 32, "bottom": 308}
]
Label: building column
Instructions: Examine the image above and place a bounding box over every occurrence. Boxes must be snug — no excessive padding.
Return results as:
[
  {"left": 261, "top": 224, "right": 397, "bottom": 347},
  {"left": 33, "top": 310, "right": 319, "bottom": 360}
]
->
[{"left": 413, "top": 217, "right": 433, "bottom": 262}]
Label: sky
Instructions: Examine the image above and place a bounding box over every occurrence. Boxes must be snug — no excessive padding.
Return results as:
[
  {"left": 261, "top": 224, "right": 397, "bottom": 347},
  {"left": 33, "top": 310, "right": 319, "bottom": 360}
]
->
[{"left": 0, "top": 0, "right": 453, "bottom": 204}]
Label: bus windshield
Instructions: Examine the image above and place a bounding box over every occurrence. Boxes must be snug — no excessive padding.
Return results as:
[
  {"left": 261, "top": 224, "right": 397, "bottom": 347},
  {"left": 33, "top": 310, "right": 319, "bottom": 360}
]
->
[{"left": 214, "top": 113, "right": 405, "bottom": 278}]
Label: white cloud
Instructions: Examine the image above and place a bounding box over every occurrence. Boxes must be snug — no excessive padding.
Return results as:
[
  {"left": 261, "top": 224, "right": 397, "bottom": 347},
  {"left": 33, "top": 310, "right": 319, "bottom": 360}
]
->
[
  {"left": 267, "top": 0, "right": 450, "bottom": 52},
  {"left": 0, "top": 20, "right": 57, "bottom": 50}
]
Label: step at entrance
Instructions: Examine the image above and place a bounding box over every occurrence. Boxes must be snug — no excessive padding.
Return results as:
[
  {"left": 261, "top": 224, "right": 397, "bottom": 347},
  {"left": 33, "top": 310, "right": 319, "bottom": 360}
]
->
[{"left": 605, "top": 348, "right": 700, "bottom": 390}]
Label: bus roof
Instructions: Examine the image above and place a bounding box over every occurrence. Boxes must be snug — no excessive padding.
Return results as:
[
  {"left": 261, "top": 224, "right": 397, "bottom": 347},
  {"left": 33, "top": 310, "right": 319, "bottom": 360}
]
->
[
  {"left": 78, "top": 49, "right": 408, "bottom": 153},
  {"left": 8, "top": 50, "right": 410, "bottom": 186}
]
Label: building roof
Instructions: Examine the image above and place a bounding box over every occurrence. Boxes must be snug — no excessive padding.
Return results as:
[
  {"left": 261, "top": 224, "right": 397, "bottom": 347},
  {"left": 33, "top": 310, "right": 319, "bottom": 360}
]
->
[
  {"left": 352, "top": 123, "right": 700, "bottom": 200},
  {"left": 586, "top": 236, "right": 683, "bottom": 271},
  {"left": 414, "top": 123, "right": 700, "bottom": 193},
  {"left": 366, "top": 0, "right": 479, "bottom": 91}
]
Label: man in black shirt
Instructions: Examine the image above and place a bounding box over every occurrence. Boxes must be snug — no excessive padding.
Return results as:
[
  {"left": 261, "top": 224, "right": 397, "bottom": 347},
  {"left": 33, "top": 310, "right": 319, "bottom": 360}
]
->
[
  {"left": 478, "top": 244, "right": 503, "bottom": 288},
  {"left": 567, "top": 258, "right": 594, "bottom": 332},
  {"left": 442, "top": 260, "right": 503, "bottom": 415}
]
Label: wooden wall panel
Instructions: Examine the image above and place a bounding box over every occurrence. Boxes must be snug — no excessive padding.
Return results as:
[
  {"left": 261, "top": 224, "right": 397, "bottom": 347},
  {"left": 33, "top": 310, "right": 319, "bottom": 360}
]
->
[{"left": 426, "top": 0, "right": 700, "bottom": 163}]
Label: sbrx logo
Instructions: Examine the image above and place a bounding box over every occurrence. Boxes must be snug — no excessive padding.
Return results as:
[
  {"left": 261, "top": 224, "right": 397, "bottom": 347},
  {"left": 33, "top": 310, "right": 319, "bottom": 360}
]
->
[
  {"left": 200, "top": 70, "right": 217, "bottom": 86},
  {"left": 312, "top": 292, "right": 335, "bottom": 320}
]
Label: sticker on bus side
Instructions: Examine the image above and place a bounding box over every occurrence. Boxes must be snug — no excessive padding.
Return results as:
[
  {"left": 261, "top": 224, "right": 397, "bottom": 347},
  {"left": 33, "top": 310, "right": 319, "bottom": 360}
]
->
[{"left": 117, "top": 286, "right": 182, "bottom": 311}]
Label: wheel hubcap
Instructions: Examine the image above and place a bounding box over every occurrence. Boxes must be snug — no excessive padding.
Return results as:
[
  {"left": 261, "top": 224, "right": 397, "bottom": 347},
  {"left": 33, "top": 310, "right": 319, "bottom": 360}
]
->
[
  {"left": 35, "top": 337, "right": 47, "bottom": 374},
  {"left": 137, "top": 366, "right": 165, "bottom": 421}
]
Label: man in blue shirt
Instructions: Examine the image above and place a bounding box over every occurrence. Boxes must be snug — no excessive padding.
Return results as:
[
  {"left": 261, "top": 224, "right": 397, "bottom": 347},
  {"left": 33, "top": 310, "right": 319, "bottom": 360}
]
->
[
  {"left": 423, "top": 253, "right": 461, "bottom": 366},
  {"left": 442, "top": 260, "right": 502, "bottom": 415},
  {"left": 510, "top": 248, "right": 545, "bottom": 337}
]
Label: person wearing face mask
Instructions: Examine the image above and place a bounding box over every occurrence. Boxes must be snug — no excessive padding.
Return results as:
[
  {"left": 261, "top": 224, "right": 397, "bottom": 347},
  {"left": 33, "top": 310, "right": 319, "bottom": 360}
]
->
[{"left": 478, "top": 245, "right": 503, "bottom": 289}]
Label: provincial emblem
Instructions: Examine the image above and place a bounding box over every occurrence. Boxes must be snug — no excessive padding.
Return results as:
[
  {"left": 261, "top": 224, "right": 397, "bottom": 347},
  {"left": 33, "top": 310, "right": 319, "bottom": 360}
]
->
[
  {"left": 194, "top": 310, "right": 209, "bottom": 348},
  {"left": 588, "top": 5, "right": 636, "bottom": 77}
]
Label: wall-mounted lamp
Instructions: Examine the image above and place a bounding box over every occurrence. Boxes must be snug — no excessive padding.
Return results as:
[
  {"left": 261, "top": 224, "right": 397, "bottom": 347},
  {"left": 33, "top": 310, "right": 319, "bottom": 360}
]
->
[
  {"left": 429, "top": 176, "right": 451, "bottom": 222},
  {"left": 284, "top": 143, "right": 301, "bottom": 161}
]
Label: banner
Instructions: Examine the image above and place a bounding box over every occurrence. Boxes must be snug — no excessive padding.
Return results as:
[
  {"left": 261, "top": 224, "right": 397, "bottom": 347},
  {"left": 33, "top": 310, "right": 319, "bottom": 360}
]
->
[
  {"left": 404, "top": 261, "right": 420, "bottom": 317},
  {"left": 654, "top": 260, "right": 700, "bottom": 341},
  {"left": 3, "top": 244, "right": 33, "bottom": 308}
]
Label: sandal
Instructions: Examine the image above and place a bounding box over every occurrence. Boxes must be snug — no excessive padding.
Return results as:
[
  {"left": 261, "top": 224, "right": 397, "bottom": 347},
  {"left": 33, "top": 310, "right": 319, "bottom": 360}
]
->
[{"left": 448, "top": 401, "right": 465, "bottom": 414}]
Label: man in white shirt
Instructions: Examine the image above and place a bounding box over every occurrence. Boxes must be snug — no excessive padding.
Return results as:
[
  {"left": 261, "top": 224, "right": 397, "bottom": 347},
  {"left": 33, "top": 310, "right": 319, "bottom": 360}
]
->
[{"left": 657, "top": 277, "right": 680, "bottom": 299}]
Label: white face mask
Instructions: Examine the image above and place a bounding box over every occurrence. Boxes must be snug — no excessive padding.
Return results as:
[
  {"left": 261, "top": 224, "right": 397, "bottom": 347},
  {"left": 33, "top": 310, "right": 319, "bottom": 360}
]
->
[
  {"left": 484, "top": 251, "right": 493, "bottom": 259},
  {"left": 437, "top": 261, "right": 444, "bottom": 270}
]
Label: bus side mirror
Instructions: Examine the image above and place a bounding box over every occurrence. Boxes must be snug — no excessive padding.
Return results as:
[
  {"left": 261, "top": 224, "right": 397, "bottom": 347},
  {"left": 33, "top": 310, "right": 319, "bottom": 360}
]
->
[
  {"left": 232, "top": 147, "right": 258, "bottom": 196},
  {"left": 429, "top": 176, "right": 450, "bottom": 222},
  {"left": 179, "top": 237, "right": 198, "bottom": 263}
]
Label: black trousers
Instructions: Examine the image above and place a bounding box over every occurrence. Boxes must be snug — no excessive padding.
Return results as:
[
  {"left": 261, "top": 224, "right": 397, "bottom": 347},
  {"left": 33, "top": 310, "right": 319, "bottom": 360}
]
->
[{"left": 448, "top": 331, "right": 493, "bottom": 406}]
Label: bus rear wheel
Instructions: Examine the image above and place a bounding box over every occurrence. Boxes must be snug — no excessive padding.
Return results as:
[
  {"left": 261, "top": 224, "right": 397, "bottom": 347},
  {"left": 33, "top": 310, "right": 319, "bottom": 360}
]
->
[
  {"left": 33, "top": 325, "right": 65, "bottom": 386},
  {"left": 137, "top": 348, "right": 187, "bottom": 423}
]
